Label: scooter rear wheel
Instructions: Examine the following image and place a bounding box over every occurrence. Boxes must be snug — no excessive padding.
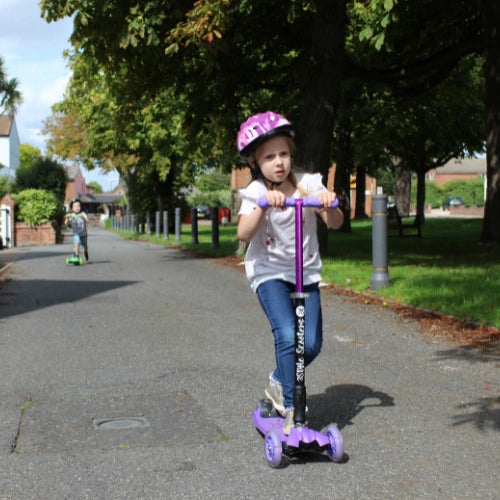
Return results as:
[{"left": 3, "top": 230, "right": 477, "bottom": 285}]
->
[
  {"left": 326, "top": 425, "right": 344, "bottom": 462},
  {"left": 264, "top": 430, "right": 282, "bottom": 468}
]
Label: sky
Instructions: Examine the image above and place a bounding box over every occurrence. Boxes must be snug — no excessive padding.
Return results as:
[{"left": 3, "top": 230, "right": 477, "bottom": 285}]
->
[{"left": 0, "top": 0, "right": 120, "bottom": 191}]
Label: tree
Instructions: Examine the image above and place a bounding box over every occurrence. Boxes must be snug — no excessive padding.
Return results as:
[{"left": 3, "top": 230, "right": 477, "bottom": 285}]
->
[
  {"left": 15, "top": 157, "right": 68, "bottom": 203},
  {"left": 88, "top": 181, "right": 102, "bottom": 193},
  {"left": 20, "top": 143, "right": 42, "bottom": 169},
  {"left": 39, "top": 0, "right": 500, "bottom": 242},
  {"left": 0, "top": 56, "right": 22, "bottom": 115},
  {"left": 353, "top": 0, "right": 499, "bottom": 241}
]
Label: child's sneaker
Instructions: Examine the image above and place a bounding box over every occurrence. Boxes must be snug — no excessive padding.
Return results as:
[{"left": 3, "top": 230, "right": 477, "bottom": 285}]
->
[
  {"left": 265, "top": 373, "right": 285, "bottom": 416},
  {"left": 283, "top": 408, "right": 294, "bottom": 435}
]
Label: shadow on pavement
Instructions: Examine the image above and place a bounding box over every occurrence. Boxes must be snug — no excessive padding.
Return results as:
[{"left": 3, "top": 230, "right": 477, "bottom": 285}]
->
[
  {"left": 434, "top": 344, "right": 500, "bottom": 364},
  {"left": 0, "top": 279, "right": 138, "bottom": 319},
  {"left": 308, "top": 384, "right": 395, "bottom": 432},
  {"left": 452, "top": 396, "right": 500, "bottom": 432}
]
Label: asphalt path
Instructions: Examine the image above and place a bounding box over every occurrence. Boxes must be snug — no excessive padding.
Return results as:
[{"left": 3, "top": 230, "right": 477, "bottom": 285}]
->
[{"left": 0, "top": 227, "right": 498, "bottom": 499}]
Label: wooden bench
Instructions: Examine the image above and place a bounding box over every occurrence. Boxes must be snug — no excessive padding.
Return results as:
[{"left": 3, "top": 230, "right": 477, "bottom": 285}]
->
[{"left": 387, "top": 205, "right": 422, "bottom": 238}]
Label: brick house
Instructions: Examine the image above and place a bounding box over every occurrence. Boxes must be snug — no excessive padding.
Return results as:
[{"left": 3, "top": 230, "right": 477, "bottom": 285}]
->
[
  {"left": 64, "top": 164, "right": 92, "bottom": 210},
  {"left": 426, "top": 157, "right": 486, "bottom": 185},
  {"left": 0, "top": 115, "right": 20, "bottom": 180}
]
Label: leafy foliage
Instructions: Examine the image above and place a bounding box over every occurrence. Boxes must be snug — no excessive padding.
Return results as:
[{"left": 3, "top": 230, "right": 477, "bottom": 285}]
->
[
  {"left": 14, "top": 189, "right": 60, "bottom": 226},
  {"left": 0, "top": 175, "right": 9, "bottom": 199},
  {"left": 411, "top": 178, "right": 485, "bottom": 208},
  {"left": 0, "top": 56, "right": 22, "bottom": 114},
  {"left": 15, "top": 157, "right": 68, "bottom": 203},
  {"left": 38, "top": 0, "right": 500, "bottom": 242},
  {"left": 19, "top": 143, "right": 42, "bottom": 169},
  {"left": 88, "top": 181, "right": 103, "bottom": 193},
  {"left": 441, "top": 178, "right": 485, "bottom": 207}
]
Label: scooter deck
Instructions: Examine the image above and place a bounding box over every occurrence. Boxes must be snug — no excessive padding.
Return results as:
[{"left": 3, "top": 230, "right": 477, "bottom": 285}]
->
[
  {"left": 66, "top": 256, "right": 84, "bottom": 266},
  {"left": 252, "top": 400, "right": 330, "bottom": 450}
]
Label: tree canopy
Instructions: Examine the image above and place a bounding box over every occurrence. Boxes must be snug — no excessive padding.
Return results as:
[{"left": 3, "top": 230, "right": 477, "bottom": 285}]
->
[
  {"left": 39, "top": 0, "right": 500, "bottom": 242},
  {"left": 0, "top": 56, "right": 22, "bottom": 115}
]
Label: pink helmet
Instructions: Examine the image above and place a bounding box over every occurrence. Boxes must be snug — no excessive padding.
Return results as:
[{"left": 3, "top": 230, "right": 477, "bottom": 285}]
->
[{"left": 237, "top": 111, "right": 295, "bottom": 158}]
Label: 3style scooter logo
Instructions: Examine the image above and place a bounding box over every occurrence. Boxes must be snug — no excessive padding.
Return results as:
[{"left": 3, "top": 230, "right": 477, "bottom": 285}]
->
[{"left": 295, "top": 304, "right": 305, "bottom": 382}]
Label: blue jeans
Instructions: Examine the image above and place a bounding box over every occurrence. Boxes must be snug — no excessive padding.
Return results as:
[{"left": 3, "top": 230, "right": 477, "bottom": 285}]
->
[{"left": 256, "top": 279, "right": 323, "bottom": 410}]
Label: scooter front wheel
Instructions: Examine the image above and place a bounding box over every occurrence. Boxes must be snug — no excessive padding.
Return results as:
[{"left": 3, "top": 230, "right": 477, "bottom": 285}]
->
[
  {"left": 326, "top": 425, "right": 344, "bottom": 462},
  {"left": 264, "top": 429, "right": 283, "bottom": 468}
]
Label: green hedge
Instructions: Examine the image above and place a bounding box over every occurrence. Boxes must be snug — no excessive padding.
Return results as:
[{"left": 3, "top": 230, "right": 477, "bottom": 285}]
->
[
  {"left": 14, "top": 189, "right": 61, "bottom": 226},
  {"left": 412, "top": 177, "right": 485, "bottom": 208}
]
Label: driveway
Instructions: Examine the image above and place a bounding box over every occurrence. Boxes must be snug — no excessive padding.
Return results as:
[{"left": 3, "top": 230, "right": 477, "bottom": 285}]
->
[{"left": 0, "top": 227, "right": 497, "bottom": 499}]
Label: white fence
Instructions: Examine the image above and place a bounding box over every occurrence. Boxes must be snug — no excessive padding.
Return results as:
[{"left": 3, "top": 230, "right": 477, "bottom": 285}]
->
[{"left": 0, "top": 205, "right": 12, "bottom": 248}]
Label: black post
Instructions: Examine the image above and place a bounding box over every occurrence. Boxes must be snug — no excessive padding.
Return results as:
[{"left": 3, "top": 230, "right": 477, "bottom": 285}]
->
[
  {"left": 211, "top": 206, "right": 220, "bottom": 248},
  {"left": 191, "top": 208, "right": 199, "bottom": 244}
]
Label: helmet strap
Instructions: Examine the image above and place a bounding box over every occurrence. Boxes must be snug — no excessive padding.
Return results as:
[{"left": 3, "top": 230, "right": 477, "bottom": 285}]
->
[{"left": 253, "top": 160, "right": 286, "bottom": 190}]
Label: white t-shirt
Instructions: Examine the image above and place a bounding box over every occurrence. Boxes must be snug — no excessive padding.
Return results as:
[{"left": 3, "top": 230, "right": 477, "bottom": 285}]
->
[{"left": 238, "top": 172, "right": 327, "bottom": 292}]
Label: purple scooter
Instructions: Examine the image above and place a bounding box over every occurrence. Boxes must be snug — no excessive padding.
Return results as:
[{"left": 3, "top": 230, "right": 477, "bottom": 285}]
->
[{"left": 252, "top": 196, "right": 344, "bottom": 467}]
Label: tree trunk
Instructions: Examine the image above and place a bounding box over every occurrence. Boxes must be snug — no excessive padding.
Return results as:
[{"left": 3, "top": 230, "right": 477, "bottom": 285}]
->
[
  {"left": 355, "top": 164, "right": 368, "bottom": 219},
  {"left": 416, "top": 169, "right": 426, "bottom": 223},
  {"left": 293, "top": 0, "right": 347, "bottom": 252},
  {"left": 295, "top": 0, "right": 346, "bottom": 177},
  {"left": 334, "top": 127, "right": 353, "bottom": 234},
  {"left": 480, "top": 0, "right": 500, "bottom": 243},
  {"left": 394, "top": 165, "right": 411, "bottom": 216}
]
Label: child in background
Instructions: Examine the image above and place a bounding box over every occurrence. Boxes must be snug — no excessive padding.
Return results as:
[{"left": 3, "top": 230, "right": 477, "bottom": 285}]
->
[
  {"left": 65, "top": 199, "right": 89, "bottom": 261},
  {"left": 236, "top": 111, "right": 344, "bottom": 434}
]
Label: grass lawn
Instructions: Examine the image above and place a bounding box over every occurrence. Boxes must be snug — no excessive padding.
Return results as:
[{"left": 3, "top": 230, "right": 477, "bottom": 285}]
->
[{"left": 117, "top": 217, "right": 499, "bottom": 330}]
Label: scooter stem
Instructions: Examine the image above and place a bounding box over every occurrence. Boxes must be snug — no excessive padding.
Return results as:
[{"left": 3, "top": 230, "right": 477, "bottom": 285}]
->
[
  {"left": 294, "top": 199, "right": 304, "bottom": 294},
  {"left": 292, "top": 199, "right": 307, "bottom": 426}
]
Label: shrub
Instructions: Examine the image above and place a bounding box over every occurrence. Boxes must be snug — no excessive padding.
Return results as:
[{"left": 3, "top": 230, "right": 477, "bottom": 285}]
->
[
  {"left": 187, "top": 189, "right": 231, "bottom": 208},
  {"left": 424, "top": 181, "right": 443, "bottom": 208},
  {"left": 441, "top": 178, "right": 485, "bottom": 206},
  {"left": 14, "top": 189, "right": 60, "bottom": 226}
]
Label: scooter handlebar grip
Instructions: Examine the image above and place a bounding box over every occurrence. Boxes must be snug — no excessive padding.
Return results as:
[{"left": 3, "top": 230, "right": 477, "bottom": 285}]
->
[{"left": 257, "top": 196, "right": 339, "bottom": 209}]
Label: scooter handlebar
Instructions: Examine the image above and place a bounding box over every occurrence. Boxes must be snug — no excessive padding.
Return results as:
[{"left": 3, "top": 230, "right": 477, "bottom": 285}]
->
[{"left": 257, "top": 196, "right": 339, "bottom": 210}]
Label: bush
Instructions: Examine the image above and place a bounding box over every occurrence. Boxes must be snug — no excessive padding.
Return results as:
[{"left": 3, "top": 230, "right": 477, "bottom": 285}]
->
[
  {"left": 0, "top": 175, "right": 10, "bottom": 199},
  {"left": 186, "top": 189, "right": 231, "bottom": 208},
  {"left": 14, "top": 189, "right": 61, "bottom": 226},
  {"left": 424, "top": 181, "right": 443, "bottom": 208},
  {"left": 441, "top": 178, "right": 485, "bottom": 206},
  {"left": 15, "top": 157, "right": 68, "bottom": 203},
  {"left": 412, "top": 178, "right": 486, "bottom": 208}
]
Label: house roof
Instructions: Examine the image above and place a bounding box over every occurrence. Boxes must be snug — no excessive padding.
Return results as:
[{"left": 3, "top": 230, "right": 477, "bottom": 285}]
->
[
  {"left": 77, "top": 193, "right": 124, "bottom": 204},
  {"left": 0, "top": 115, "right": 14, "bottom": 136},
  {"left": 436, "top": 158, "right": 486, "bottom": 174}
]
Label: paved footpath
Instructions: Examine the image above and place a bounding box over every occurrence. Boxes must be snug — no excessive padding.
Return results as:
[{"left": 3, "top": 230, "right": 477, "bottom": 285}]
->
[{"left": 0, "top": 228, "right": 498, "bottom": 499}]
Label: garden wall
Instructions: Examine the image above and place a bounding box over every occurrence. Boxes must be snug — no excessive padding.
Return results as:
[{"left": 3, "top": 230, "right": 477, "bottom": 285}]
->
[{"left": 14, "top": 222, "right": 58, "bottom": 247}]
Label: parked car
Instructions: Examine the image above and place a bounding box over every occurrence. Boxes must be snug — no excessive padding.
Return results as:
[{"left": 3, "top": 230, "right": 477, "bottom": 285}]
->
[
  {"left": 442, "top": 196, "right": 464, "bottom": 210},
  {"left": 196, "top": 205, "right": 211, "bottom": 219}
]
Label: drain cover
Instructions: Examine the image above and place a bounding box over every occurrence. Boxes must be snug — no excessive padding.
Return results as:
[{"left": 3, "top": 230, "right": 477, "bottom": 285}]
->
[
  {"left": 14, "top": 391, "right": 224, "bottom": 453},
  {"left": 93, "top": 417, "right": 149, "bottom": 431}
]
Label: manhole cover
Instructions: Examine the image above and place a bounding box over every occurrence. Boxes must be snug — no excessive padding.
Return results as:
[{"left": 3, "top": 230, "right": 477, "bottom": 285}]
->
[
  {"left": 14, "top": 392, "right": 224, "bottom": 453},
  {"left": 93, "top": 417, "right": 149, "bottom": 430}
]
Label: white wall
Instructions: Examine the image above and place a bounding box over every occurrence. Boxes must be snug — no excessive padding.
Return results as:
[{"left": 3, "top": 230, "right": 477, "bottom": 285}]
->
[{"left": 0, "top": 118, "right": 20, "bottom": 180}]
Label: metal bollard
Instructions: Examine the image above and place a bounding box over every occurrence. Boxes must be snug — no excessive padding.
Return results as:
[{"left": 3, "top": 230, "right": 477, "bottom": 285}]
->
[
  {"left": 191, "top": 208, "right": 199, "bottom": 244},
  {"left": 146, "top": 211, "right": 151, "bottom": 235},
  {"left": 211, "top": 206, "right": 220, "bottom": 248},
  {"left": 175, "top": 208, "right": 181, "bottom": 241},
  {"left": 370, "top": 194, "right": 391, "bottom": 289},
  {"left": 155, "top": 211, "right": 161, "bottom": 238},
  {"left": 163, "top": 211, "right": 169, "bottom": 240}
]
